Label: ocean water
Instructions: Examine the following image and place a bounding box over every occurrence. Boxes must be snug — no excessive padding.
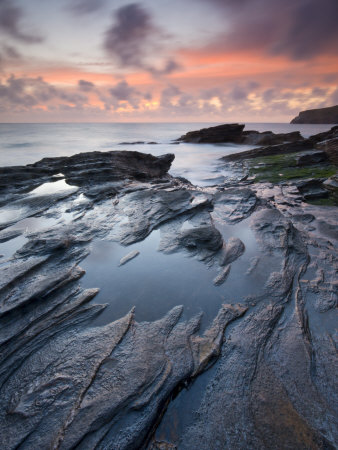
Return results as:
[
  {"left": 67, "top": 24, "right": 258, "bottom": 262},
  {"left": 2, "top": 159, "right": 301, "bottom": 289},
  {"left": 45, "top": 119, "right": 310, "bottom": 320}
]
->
[{"left": 0, "top": 122, "right": 334, "bottom": 186}]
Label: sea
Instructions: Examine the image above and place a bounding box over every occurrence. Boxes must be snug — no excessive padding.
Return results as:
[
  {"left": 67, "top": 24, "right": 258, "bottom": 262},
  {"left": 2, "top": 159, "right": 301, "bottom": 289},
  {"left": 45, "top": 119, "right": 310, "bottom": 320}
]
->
[{"left": 0, "top": 122, "right": 334, "bottom": 186}]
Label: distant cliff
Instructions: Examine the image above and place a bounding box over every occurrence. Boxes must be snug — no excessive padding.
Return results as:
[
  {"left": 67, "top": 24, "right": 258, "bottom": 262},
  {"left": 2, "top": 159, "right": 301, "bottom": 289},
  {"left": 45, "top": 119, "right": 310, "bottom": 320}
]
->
[{"left": 290, "top": 105, "right": 338, "bottom": 124}]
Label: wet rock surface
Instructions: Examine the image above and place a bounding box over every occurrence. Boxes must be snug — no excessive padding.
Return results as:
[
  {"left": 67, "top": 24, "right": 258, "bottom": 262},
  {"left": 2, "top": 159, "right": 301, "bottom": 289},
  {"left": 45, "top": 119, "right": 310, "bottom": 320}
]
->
[
  {"left": 0, "top": 145, "right": 337, "bottom": 449},
  {"left": 221, "top": 139, "right": 313, "bottom": 162}
]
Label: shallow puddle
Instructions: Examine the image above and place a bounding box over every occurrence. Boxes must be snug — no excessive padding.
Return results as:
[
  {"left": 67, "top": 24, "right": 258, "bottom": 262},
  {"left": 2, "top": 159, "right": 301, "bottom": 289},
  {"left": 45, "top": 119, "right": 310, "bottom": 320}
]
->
[
  {"left": 29, "top": 179, "right": 78, "bottom": 196},
  {"left": 81, "top": 213, "right": 282, "bottom": 331}
]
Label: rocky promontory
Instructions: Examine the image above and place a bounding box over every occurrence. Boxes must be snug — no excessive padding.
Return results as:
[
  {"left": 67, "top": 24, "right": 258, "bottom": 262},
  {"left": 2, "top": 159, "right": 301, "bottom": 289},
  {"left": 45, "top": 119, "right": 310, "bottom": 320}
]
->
[{"left": 291, "top": 105, "right": 338, "bottom": 124}]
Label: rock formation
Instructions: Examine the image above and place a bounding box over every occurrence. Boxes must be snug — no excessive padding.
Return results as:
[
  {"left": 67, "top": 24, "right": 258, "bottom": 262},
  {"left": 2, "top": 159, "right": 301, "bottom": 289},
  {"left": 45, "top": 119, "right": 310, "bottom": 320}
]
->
[
  {"left": 177, "top": 123, "right": 304, "bottom": 145},
  {"left": 290, "top": 105, "right": 338, "bottom": 124},
  {"left": 0, "top": 142, "right": 337, "bottom": 449}
]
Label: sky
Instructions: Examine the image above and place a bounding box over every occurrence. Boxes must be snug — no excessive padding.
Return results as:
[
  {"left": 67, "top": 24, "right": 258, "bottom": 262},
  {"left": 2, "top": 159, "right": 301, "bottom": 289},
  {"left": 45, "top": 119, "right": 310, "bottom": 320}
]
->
[{"left": 0, "top": 0, "right": 337, "bottom": 122}]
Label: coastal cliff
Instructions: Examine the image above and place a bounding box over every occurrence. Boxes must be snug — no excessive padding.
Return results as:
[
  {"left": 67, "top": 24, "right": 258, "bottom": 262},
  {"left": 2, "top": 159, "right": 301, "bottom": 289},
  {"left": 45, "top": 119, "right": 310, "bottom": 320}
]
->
[{"left": 290, "top": 105, "right": 338, "bottom": 124}]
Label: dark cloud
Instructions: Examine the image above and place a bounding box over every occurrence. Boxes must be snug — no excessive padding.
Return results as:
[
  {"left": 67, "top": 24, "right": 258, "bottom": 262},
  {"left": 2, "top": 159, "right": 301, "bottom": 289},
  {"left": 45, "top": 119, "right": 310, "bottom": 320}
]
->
[
  {"left": 68, "top": 0, "right": 106, "bottom": 15},
  {"left": 0, "top": 75, "right": 87, "bottom": 110},
  {"left": 230, "top": 86, "right": 248, "bottom": 101},
  {"left": 78, "top": 79, "right": 95, "bottom": 92},
  {"left": 104, "top": 3, "right": 157, "bottom": 67},
  {"left": 0, "top": 0, "right": 43, "bottom": 43},
  {"left": 3, "top": 45, "right": 21, "bottom": 59},
  {"left": 0, "top": 45, "right": 21, "bottom": 71},
  {"left": 206, "top": 0, "right": 338, "bottom": 60},
  {"left": 311, "top": 87, "right": 329, "bottom": 98},
  {"left": 104, "top": 3, "right": 180, "bottom": 75},
  {"left": 100, "top": 79, "right": 151, "bottom": 110},
  {"left": 109, "top": 80, "right": 139, "bottom": 101}
]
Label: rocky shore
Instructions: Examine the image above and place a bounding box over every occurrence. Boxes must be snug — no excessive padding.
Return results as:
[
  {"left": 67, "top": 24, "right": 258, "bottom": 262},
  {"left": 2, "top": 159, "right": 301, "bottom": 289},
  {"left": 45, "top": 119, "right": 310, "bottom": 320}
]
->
[{"left": 0, "top": 127, "right": 337, "bottom": 449}]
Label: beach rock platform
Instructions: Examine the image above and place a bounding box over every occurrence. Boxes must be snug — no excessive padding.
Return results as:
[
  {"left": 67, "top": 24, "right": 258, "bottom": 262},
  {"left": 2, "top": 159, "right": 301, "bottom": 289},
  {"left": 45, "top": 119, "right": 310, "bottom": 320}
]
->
[{"left": 0, "top": 145, "right": 337, "bottom": 449}]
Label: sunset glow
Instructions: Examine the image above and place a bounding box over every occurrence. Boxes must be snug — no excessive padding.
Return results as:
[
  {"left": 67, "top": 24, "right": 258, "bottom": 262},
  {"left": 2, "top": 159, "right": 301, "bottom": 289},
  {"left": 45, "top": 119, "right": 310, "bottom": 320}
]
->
[{"left": 0, "top": 0, "right": 337, "bottom": 122}]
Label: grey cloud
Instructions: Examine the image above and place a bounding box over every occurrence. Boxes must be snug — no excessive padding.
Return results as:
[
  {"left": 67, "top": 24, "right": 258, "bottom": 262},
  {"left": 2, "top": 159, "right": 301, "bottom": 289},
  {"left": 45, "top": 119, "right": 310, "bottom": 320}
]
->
[
  {"left": 109, "top": 80, "right": 139, "bottom": 101},
  {"left": 104, "top": 3, "right": 157, "bottom": 68},
  {"left": 329, "top": 89, "right": 338, "bottom": 105},
  {"left": 68, "top": 0, "right": 106, "bottom": 15},
  {"left": 311, "top": 87, "right": 329, "bottom": 97},
  {"left": 78, "top": 79, "right": 95, "bottom": 92},
  {"left": 102, "top": 79, "right": 151, "bottom": 110},
  {"left": 160, "top": 85, "right": 182, "bottom": 107},
  {"left": 247, "top": 81, "right": 260, "bottom": 90},
  {"left": 104, "top": 3, "right": 180, "bottom": 75},
  {"left": 0, "top": 75, "right": 88, "bottom": 110},
  {"left": 0, "top": 0, "right": 43, "bottom": 43},
  {"left": 148, "top": 59, "right": 182, "bottom": 76},
  {"left": 0, "top": 45, "right": 21, "bottom": 71},
  {"left": 230, "top": 86, "right": 248, "bottom": 101},
  {"left": 262, "top": 88, "right": 276, "bottom": 103},
  {"left": 3, "top": 45, "right": 21, "bottom": 59},
  {"left": 206, "top": 0, "right": 338, "bottom": 60}
]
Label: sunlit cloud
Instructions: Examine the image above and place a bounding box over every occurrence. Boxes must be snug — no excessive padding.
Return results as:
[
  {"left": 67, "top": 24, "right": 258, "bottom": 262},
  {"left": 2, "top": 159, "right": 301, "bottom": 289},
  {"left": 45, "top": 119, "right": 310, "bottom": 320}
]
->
[{"left": 0, "top": 0, "right": 336, "bottom": 121}]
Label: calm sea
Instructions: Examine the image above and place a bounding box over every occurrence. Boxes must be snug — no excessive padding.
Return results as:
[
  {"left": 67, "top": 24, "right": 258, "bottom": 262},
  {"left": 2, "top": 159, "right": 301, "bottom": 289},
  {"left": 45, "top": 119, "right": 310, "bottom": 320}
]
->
[{"left": 0, "top": 122, "right": 334, "bottom": 185}]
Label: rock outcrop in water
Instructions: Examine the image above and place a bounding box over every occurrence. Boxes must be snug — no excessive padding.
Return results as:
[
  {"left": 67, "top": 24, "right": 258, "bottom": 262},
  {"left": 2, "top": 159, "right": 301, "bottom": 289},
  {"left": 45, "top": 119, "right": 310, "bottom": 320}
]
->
[
  {"left": 291, "top": 105, "right": 338, "bottom": 124},
  {"left": 177, "top": 123, "right": 245, "bottom": 143},
  {"left": 177, "top": 123, "right": 303, "bottom": 145},
  {"left": 0, "top": 143, "right": 337, "bottom": 449}
]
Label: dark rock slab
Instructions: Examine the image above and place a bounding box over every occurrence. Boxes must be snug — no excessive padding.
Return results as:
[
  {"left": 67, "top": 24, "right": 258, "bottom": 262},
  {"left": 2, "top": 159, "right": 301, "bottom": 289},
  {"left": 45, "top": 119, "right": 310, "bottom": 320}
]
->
[
  {"left": 177, "top": 124, "right": 305, "bottom": 146},
  {"left": 295, "top": 178, "right": 329, "bottom": 201},
  {"left": 309, "top": 125, "right": 338, "bottom": 145},
  {"left": 316, "top": 137, "right": 338, "bottom": 165},
  {"left": 323, "top": 175, "right": 338, "bottom": 199},
  {"left": 296, "top": 150, "right": 328, "bottom": 166},
  {"left": 221, "top": 140, "right": 313, "bottom": 162},
  {"left": 242, "top": 130, "right": 303, "bottom": 145},
  {"left": 177, "top": 123, "right": 245, "bottom": 143},
  {"left": 0, "top": 151, "right": 175, "bottom": 195},
  {"left": 291, "top": 105, "right": 338, "bottom": 124},
  {"left": 0, "top": 304, "right": 246, "bottom": 449}
]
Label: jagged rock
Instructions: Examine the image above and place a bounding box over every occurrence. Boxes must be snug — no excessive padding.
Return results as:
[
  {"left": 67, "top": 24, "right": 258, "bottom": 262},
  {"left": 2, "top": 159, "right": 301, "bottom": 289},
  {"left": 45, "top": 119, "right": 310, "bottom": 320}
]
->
[
  {"left": 177, "top": 124, "right": 305, "bottom": 146},
  {"left": 296, "top": 150, "right": 327, "bottom": 166},
  {"left": 0, "top": 146, "right": 337, "bottom": 450},
  {"left": 295, "top": 178, "right": 329, "bottom": 201},
  {"left": 177, "top": 123, "right": 245, "bottom": 143},
  {"left": 0, "top": 151, "right": 175, "bottom": 195},
  {"left": 0, "top": 229, "right": 22, "bottom": 243},
  {"left": 291, "top": 105, "right": 338, "bottom": 124},
  {"left": 221, "top": 140, "right": 313, "bottom": 162},
  {"left": 158, "top": 209, "right": 225, "bottom": 265},
  {"left": 220, "top": 237, "right": 245, "bottom": 266},
  {"left": 309, "top": 125, "right": 338, "bottom": 144},
  {"left": 118, "top": 249, "right": 140, "bottom": 266},
  {"left": 212, "top": 188, "right": 257, "bottom": 224},
  {"left": 242, "top": 130, "right": 303, "bottom": 145},
  {"left": 213, "top": 264, "right": 231, "bottom": 286},
  {"left": 0, "top": 304, "right": 246, "bottom": 449},
  {"left": 323, "top": 175, "right": 338, "bottom": 200},
  {"left": 119, "top": 141, "right": 145, "bottom": 145},
  {"left": 316, "top": 137, "right": 338, "bottom": 165}
]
